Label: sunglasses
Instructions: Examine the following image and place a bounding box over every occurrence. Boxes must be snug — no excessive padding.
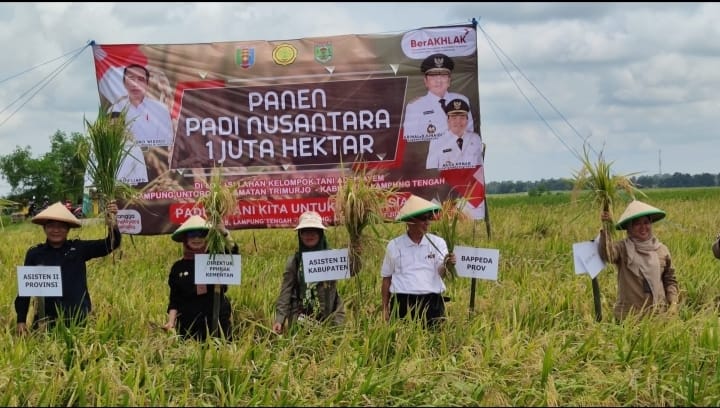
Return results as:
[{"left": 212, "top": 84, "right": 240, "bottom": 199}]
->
[{"left": 186, "top": 230, "right": 209, "bottom": 238}]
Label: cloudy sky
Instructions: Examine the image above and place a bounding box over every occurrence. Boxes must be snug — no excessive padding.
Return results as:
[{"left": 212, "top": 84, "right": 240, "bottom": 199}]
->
[{"left": 0, "top": 2, "right": 717, "bottom": 196}]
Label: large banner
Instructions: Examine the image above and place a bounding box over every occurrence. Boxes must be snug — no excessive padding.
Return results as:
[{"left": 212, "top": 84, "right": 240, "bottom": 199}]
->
[{"left": 91, "top": 23, "right": 485, "bottom": 235}]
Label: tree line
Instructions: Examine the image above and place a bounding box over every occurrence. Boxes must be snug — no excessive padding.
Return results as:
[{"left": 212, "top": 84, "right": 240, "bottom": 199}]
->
[
  {"left": 0, "top": 131, "right": 85, "bottom": 205},
  {"left": 1, "top": 130, "right": 718, "bottom": 205},
  {"left": 486, "top": 173, "right": 720, "bottom": 196}
]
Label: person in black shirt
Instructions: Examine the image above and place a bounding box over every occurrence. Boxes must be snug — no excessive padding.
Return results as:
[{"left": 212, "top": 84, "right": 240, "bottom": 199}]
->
[
  {"left": 162, "top": 215, "right": 238, "bottom": 340},
  {"left": 15, "top": 201, "right": 121, "bottom": 334}
]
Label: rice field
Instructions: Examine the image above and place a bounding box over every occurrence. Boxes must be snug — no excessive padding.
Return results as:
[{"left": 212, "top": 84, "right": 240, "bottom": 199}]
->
[{"left": 1, "top": 187, "right": 720, "bottom": 406}]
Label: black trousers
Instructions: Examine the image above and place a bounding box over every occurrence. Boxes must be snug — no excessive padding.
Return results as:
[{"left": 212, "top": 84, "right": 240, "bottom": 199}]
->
[{"left": 391, "top": 293, "right": 445, "bottom": 329}]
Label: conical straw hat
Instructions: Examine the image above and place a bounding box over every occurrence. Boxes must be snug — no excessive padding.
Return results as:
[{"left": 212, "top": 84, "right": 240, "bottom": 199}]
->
[
  {"left": 395, "top": 195, "right": 441, "bottom": 222},
  {"left": 712, "top": 238, "right": 720, "bottom": 259},
  {"left": 32, "top": 202, "right": 81, "bottom": 228},
  {"left": 294, "top": 211, "right": 327, "bottom": 230},
  {"left": 171, "top": 215, "right": 211, "bottom": 242},
  {"left": 616, "top": 200, "right": 666, "bottom": 230}
]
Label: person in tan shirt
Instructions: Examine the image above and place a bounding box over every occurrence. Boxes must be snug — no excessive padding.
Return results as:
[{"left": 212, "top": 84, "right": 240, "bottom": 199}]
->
[{"left": 599, "top": 200, "right": 679, "bottom": 321}]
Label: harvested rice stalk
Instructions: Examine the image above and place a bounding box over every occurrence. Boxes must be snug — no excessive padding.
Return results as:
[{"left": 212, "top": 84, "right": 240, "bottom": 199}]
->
[
  {"left": 331, "top": 163, "right": 395, "bottom": 326},
  {"left": 195, "top": 167, "right": 237, "bottom": 255},
  {"left": 78, "top": 107, "right": 139, "bottom": 253},
  {"left": 571, "top": 143, "right": 644, "bottom": 321},
  {"left": 431, "top": 198, "right": 470, "bottom": 280},
  {"left": 331, "top": 164, "right": 395, "bottom": 277},
  {"left": 194, "top": 166, "right": 237, "bottom": 337}
]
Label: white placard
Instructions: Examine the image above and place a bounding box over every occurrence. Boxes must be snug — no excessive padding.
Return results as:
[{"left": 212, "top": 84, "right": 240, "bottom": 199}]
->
[
  {"left": 17, "top": 266, "right": 62, "bottom": 297},
  {"left": 454, "top": 246, "right": 499, "bottom": 280},
  {"left": 572, "top": 240, "right": 606, "bottom": 279},
  {"left": 302, "top": 248, "right": 350, "bottom": 283},
  {"left": 194, "top": 254, "right": 241, "bottom": 285}
]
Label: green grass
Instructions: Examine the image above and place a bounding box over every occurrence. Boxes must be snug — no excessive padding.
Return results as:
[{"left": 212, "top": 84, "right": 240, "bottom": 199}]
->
[{"left": 1, "top": 187, "right": 720, "bottom": 406}]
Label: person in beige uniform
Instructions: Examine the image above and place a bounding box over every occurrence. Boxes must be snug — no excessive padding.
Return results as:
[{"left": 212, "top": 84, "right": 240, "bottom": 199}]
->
[{"left": 599, "top": 200, "right": 679, "bottom": 321}]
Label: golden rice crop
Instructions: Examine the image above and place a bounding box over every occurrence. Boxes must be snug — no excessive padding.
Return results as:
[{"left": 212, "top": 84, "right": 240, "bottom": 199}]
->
[
  {"left": 431, "top": 198, "right": 470, "bottom": 280},
  {"left": 195, "top": 166, "right": 237, "bottom": 255},
  {"left": 331, "top": 164, "right": 395, "bottom": 277}
]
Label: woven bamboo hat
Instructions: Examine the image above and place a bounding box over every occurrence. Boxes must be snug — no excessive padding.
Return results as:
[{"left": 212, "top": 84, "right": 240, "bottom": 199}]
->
[
  {"left": 395, "top": 195, "right": 441, "bottom": 222},
  {"left": 616, "top": 200, "right": 666, "bottom": 230},
  {"left": 295, "top": 211, "right": 327, "bottom": 230},
  {"left": 32, "top": 202, "right": 81, "bottom": 228},
  {"left": 712, "top": 238, "right": 720, "bottom": 259},
  {"left": 171, "top": 215, "right": 211, "bottom": 242}
]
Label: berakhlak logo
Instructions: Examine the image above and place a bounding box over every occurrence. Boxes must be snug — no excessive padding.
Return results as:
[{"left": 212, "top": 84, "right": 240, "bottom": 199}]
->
[
  {"left": 401, "top": 26, "right": 476, "bottom": 59},
  {"left": 272, "top": 43, "right": 297, "bottom": 66},
  {"left": 236, "top": 48, "right": 255, "bottom": 69},
  {"left": 314, "top": 42, "right": 333, "bottom": 64}
]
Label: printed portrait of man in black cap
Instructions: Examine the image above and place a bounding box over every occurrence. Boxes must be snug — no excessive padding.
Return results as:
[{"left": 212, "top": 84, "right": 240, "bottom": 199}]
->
[
  {"left": 402, "top": 53, "right": 474, "bottom": 143},
  {"left": 425, "top": 98, "right": 483, "bottom": 170}
]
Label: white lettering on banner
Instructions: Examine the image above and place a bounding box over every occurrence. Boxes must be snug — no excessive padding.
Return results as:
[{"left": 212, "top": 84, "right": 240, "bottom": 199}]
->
[
  {"left": 290, "top": 201, "right": 332, "bottom": 213},
  {"left": 248, "top": 88, "right": 327, "bottom": 111},
  {"left": 257, "top": 203, "right": 288, "bottom": 215},
  {"left": 376, "top": 180, "right": 412, "bottom": 189},
  {"left": 143, "top": 190, "right": 210, "bottom": 200},
  {"left": 205, "top": 134, "right": 375, "bottom": 162},
  {"left": 412, "top": 178, "right": 445, "bottom": 187},
  {"left": 268, "top": 186, "right": 311, "bottom": 195},
  {"left": 174, "top": 206, "right": 207, "bottom": 219},
  {"left": 237, "top": 188, "right": 266, "bottom": 195},
  {"left": 185, "top": 110, "right": 391, "bottom": 137},
  {"left": 281, "top": 135, "right": 373, "bottom": 158},
  {"left": 246, "top": 110, "right": 390, "bottom": 134}
]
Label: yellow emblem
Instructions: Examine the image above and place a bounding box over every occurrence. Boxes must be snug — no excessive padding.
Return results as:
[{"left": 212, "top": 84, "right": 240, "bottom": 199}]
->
[{"left": 272, "top": 43, "right": 298, "bottom": 66}]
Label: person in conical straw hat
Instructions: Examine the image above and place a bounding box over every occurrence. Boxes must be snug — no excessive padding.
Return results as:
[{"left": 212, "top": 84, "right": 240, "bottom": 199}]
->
[
  {"left": 712, "top": 232, "right": 720, "bottom": 260},
  {"left": 272, "top": 211, "right": 345, "bottom": 334},
  {"left": 380, "top": 194, "right": 456, "bottom": 329},
  {"left": 163, "top": 215, "right": 238, "bottom": 341},
  {"left": 599, "top": 200, "right": 678, "bottom": 321},
  {"left": 14, "top": 200, "right": 120, "bottom": 335}
]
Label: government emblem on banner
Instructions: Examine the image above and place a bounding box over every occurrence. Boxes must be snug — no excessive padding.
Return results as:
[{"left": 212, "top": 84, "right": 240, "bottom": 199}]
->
[
  {"left": 235, "top": 48, "right": 255, "bottom": 69},
  {"left": 314, "top": 42, "right": 333, "bottom": 64},
  {"left": 272, "top": 43, "right": 297, "bottom": 66}
]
